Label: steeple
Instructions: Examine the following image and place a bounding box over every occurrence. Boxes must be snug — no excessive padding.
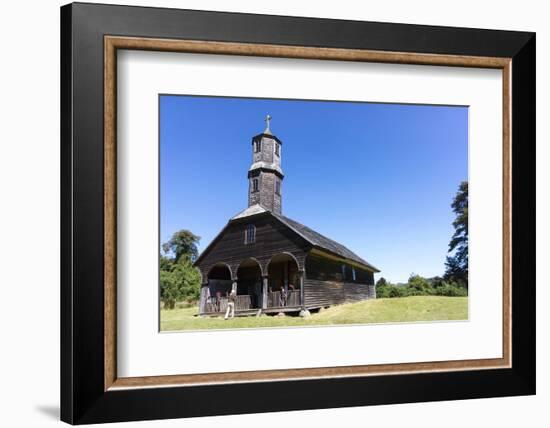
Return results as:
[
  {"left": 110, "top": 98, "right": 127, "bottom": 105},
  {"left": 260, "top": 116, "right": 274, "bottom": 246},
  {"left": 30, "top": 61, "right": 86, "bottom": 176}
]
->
[{"left": 248, "top": 115, "right": 284, "bottom": 214}]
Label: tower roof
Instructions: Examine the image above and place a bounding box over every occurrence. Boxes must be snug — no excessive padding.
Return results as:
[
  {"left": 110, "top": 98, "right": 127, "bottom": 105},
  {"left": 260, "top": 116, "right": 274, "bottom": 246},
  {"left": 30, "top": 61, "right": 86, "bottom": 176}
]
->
[{"left": 248, "top": 161, "right": 284, "bottom": 177}]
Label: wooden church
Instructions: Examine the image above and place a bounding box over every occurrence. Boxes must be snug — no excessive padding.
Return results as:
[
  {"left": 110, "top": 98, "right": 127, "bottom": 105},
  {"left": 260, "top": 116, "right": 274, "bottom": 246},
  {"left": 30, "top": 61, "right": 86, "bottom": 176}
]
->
[{"left": 195, "top": 116, "right": 379, "bottom": 316}]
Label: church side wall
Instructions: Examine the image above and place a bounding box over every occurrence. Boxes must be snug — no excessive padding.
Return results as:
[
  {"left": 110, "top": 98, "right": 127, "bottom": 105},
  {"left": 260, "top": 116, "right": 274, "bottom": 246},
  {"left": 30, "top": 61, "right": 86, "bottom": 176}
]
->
[
  {"left": 304, "top": 253, "right": 375, "bottom": 308},
  {"left": 303, "top": 279, "right": 346, "bottom": 308},
  {"left": 303, "top": 280, "right": 375, "bottom": 308}
]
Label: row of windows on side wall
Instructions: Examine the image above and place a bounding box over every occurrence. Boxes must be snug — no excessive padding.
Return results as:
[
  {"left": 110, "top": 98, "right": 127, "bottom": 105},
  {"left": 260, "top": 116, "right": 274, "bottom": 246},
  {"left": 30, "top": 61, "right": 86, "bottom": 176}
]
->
[
  {"left": 342, "top": 264, "right": 357, "bottom": 281},
  {"left": 307, "top": 255, "right": 372, "bottom": 283}
]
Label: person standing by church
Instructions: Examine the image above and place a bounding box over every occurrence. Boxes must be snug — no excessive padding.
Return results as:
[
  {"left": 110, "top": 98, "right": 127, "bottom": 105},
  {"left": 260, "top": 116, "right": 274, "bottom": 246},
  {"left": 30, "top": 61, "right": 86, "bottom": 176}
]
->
[{"left": 225, "top": 285, "right": 237, "bottom": 320}]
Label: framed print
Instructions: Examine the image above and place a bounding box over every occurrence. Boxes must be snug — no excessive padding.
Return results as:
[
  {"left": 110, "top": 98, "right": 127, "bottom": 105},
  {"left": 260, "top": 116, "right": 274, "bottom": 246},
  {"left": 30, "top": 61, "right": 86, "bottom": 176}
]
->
[{"left": 60, "top": 2, "right": 535, "bottom": 424}]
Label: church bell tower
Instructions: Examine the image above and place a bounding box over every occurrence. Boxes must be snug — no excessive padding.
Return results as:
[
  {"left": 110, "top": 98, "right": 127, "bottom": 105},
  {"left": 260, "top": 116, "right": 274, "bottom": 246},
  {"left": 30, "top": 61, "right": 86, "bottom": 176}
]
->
[{"left": 248, "top": 115, "right": 284, "bottom": 214}]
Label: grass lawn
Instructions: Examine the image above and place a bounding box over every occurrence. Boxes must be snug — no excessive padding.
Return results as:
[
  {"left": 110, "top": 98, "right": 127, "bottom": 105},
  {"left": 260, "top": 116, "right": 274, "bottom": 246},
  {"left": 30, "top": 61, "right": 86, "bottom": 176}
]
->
[{"left": 160, "top": 296, "right": 468, "bottom": 332}]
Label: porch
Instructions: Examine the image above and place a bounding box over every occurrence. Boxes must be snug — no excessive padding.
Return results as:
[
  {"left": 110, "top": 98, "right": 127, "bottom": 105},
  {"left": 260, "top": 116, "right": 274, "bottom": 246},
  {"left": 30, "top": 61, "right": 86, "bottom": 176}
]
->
[
  {"left": 199, "top": 252, "right": 304, "bottom": 316},
  {"left": 202, "top": 290, "right": 302, "bottom": 316}
]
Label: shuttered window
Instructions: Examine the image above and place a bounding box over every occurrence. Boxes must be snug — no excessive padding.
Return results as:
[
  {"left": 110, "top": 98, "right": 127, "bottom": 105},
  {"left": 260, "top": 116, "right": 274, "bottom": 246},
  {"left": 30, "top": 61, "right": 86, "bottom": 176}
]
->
[
  {"left": 244, "top": 224, "right": 256, "bottom": 244},
  {"left": 254, "top": 140, "right": 261, "bottom": 152}
]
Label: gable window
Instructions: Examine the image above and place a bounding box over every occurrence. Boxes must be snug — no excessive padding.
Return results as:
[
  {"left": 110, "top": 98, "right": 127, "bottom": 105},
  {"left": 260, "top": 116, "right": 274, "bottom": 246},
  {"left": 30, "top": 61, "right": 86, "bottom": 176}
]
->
[
  {"left": 254, "top": 140, "right": 261, "bottom": 153},
  {"left": 275, "top": 180, "right": 281, "bottom": 195},
  {"left": 252, "top": 178, "right": 259, "bottom": 192},
  {"left": 274, "top": 142, "right": 280, "bottom": 156},
  {"left": 244, "top": 224, "right": 256, "bottom": 244}
]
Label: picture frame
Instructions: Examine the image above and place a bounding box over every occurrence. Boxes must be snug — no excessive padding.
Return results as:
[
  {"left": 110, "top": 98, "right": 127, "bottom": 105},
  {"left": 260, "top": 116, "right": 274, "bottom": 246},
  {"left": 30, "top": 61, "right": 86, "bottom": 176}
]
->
[{"left": 60, "top": 2, "right": 535, "bottom": 424}]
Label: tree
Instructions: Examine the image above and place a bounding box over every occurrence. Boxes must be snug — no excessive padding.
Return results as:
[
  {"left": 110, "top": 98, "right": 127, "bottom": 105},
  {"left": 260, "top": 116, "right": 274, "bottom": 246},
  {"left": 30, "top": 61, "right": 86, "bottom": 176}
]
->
[
  {"left": 160, "top": 229, "right": 202, "bottom": 309},
  {"left": 408, "top": 274, "right": 429, "bottom": 289},
  {"left": 162, "top": 230, "right": 200, "bottom": 263},
  {"left": 376, "top": 277, "right": 388, "bottom": 287},
  {"left": 430, "top": 276, "right": 445, "bottom": 288},
  {"left": 407, "top": 273, "right": 431, "bottom": 295},
  {"left": 445, "top": 181, "right": 468, "bottom": 287},
  {"left": 160, "top": 258, "right": 201, "bottom": 309}
]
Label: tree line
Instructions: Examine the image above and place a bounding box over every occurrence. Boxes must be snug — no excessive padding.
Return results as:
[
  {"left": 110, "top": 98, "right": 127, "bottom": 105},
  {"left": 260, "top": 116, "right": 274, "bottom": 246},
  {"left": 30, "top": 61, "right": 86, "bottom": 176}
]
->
[
  {"left": 376, "top": 180, "right": 469, "bottom": 298},
  {"left": 375, "top": 274, "right": 467, "bottom": 298}
]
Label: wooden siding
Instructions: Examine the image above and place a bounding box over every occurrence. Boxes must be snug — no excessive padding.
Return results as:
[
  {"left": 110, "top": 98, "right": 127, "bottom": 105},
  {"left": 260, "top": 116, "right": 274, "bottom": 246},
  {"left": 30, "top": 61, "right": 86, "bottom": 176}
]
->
[
  {"left": 304, "top": 279, "right": 375, "bottom": 308},
  {"left": 304, "top": 279, "right": 346, "bottom": 307}
]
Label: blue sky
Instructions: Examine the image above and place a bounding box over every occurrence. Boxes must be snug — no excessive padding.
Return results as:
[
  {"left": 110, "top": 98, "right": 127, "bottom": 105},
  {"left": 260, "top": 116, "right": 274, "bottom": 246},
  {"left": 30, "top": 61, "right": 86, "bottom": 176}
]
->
[{"left": 160, "top": 95, "right": 468, "bottom": 283}]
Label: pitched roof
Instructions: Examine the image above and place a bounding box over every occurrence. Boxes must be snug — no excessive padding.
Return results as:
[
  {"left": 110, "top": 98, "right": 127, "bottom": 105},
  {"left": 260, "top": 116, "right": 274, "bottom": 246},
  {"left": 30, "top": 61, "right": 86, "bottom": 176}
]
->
[
  {"left": 228, "top": 204, "right": 379, "bottom": 272},
  {"left": 272, "top": 213, "right": 379, "bottom": 272}
]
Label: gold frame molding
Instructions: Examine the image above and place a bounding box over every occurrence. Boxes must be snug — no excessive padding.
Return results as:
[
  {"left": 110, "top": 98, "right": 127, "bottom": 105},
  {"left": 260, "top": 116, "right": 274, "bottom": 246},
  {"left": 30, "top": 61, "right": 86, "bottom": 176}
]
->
[{"left": 104, "top": 36, "right": 512, "bottom": 391}]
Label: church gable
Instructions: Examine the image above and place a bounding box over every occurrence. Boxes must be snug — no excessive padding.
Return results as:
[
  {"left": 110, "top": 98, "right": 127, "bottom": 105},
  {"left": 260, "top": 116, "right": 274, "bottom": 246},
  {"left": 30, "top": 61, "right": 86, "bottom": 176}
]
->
[{"left": 195, "top": 213, "right": 309, "bottom": 278}]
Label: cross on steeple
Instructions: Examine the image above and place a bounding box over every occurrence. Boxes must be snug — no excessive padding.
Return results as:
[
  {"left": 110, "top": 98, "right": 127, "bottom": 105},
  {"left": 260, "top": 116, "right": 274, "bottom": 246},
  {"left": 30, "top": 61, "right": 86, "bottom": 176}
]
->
[{"left": 264, "top": 114, "right": 272, "bottom": 134}]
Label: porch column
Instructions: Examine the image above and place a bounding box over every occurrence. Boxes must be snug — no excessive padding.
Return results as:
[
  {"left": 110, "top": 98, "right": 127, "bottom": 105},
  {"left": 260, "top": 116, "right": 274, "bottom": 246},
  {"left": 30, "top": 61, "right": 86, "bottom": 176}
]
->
[
  {"left": 199, "top": 282, "right": 209, "bottom": 314},
  {"left": 283, "top": 261, "right": 289, "bottom": 293},
  {"left": 299, "top": 270, "right": 305, "bottom": 309},
  {"left": 262, "top": 275, "right": 268, "bottom": 309}
]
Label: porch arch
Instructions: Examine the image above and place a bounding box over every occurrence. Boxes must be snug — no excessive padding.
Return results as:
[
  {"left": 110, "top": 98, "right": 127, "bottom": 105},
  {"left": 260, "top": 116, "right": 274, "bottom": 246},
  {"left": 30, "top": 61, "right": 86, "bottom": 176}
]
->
[
  {"left": 266, "top": 251, "right": 300, "bottom": 273},
  {"left": 206, "top": 262, "right": 233, "bottom": 281},
  {"left": 266, "top": 252, "right": 302, "bottom": 309},
  {"left": 205, "top": 263, "right": 234, "bottom": 305},
  {"left": 236, "top": 258, "right": 263, "bottom": 309},
  {"left": 236, "top": 257, "right": 264, "bottom": 277}
]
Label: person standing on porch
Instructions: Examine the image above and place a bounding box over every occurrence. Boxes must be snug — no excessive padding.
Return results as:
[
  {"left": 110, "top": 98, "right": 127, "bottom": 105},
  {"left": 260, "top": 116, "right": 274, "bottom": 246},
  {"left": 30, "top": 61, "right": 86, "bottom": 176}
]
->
[{"left": 280, "top": 286, "right": 288, "bottom": 307}]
